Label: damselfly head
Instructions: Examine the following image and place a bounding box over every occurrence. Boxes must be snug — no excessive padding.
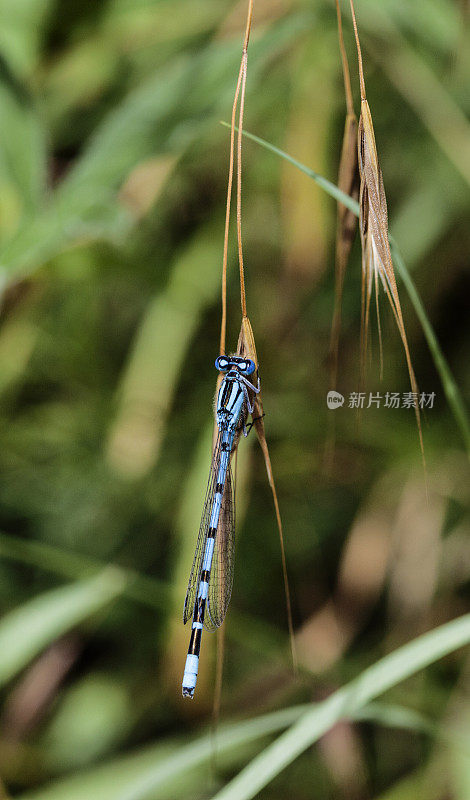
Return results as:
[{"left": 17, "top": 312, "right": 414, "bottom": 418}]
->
[{"left": 215, "top": 355, "right": 255, "bottom": 376}]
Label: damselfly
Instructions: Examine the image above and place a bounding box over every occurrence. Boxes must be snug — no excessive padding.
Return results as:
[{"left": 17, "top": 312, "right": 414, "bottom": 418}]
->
[{"left": 182, "top": 354, "right": 260, "bottom": 698}]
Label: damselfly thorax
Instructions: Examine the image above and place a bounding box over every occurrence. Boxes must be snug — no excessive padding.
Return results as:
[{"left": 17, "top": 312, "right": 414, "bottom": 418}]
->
[{"left": 216, "top": 360, "right": 259, "bottom": 437}]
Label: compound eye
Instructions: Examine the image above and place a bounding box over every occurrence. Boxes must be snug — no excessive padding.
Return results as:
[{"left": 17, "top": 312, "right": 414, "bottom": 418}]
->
[
  {"left": 215, "top": 356, "right": 229, "bottom": 372},
  {"left": 242, "top": 359, "right": 256, "bottom": 375}
]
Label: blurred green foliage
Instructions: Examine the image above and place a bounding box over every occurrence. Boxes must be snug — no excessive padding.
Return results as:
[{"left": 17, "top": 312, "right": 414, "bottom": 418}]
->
[{"left": 0, "top": 0, "right": 468, "bottom": 798}]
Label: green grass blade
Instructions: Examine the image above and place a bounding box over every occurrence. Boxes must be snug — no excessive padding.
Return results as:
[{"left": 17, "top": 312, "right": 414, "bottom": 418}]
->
[
  {"left": 0, "top": 64, "right": 47, "bottom": 245},
  {"left": 220, "top": 122, "right": 360, "bottom": 216},
  {"left": 15, "top": 706, "right": 310, "bottom": 800},
  {"left": 0, "top": 531, "right": 168, "bottom": 611},
  {"left": 15, "top": 701, "right": 444, "bottom": 800},
  {"left": 0, "top": 569, "right": 127, "bottom": 687},
  {"left": 229, "top": 125, "right": 470, "bottom": 457},
  {"left": 0, "top": 14, "right": 307, "bottom": 281},
  {"left": 0, "top": 0, "right": 55, "bottom": 76},
  {"left": 211, "top": 613, "right": 470, "bottom": 800}
]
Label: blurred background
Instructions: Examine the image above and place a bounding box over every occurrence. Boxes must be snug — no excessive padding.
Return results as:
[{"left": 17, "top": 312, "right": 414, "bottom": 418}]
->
[{"left": 0, "top": 0, "right": 468, "bottom": 798}]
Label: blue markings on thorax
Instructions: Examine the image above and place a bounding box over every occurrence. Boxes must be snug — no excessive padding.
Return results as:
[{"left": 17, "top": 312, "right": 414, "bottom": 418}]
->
[{"left": 217, "top": 373, "right": 245, "bottom": 432}]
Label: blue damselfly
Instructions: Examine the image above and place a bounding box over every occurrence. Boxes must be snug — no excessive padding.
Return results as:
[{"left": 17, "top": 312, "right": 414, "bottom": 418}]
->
[{"left": 182, "top": 354, "right": 260, "bottom": 698}]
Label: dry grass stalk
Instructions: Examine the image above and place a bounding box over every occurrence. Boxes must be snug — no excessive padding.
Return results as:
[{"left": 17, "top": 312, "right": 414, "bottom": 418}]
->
[
  {"left": 237, "top": 316, "right": 297, "bottom": 673},
  {"left": 219, "top": 0, "right": 253, "bottom": 355},
  {"left": 329, "top": 0, "right": 359, "bottom": 394},
  {"left": 349, "top": 0, "right": 424, "bottom": 463},
  {"left": 214, "top": 4, "right": 296, "bottom": 723},
  {"left": 325, "top": 0, "right": 360, "bottom": 472}
]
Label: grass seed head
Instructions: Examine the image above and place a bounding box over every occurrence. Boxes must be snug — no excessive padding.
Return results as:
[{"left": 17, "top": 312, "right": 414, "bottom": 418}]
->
[{"left": 349, "top": 0, "right": 425, "bottom": 466}]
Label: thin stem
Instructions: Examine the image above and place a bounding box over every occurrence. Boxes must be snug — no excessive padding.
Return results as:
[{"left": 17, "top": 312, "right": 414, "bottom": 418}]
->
[
  {"left": 237, "top": 52, "right": 248, "bottom": 318},
  {"left": 242, "top": 0, "right": 254, "bottom": 52},
  {"left": 336, "top": 0, "right": 354, "bottom": 116},
  {"left": 349, "top": 0, "right": 366, "bottom": 100},
  {"left": 256, "top": 431, "right": 297, "bottom": 674},
  {"left": 219, "top": 0, "right": 253, "bottom": 355},
  {"left": 220, "top": 0, "right": 254, "bottom": 350},
  {"left": 237, "top": 0, "right": 254, "bottom": 318},
  {"left": 220, "top": 63, "right": 245, "bottom": 355}
]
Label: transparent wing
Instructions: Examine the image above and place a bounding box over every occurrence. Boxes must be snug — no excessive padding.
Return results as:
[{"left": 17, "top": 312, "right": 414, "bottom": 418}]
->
[
  {"left": 205, "top": 463, "right": 235, "bottom": 630},
  {"left": 183, "top": 431, "right": 222, "bottom": 625}
]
